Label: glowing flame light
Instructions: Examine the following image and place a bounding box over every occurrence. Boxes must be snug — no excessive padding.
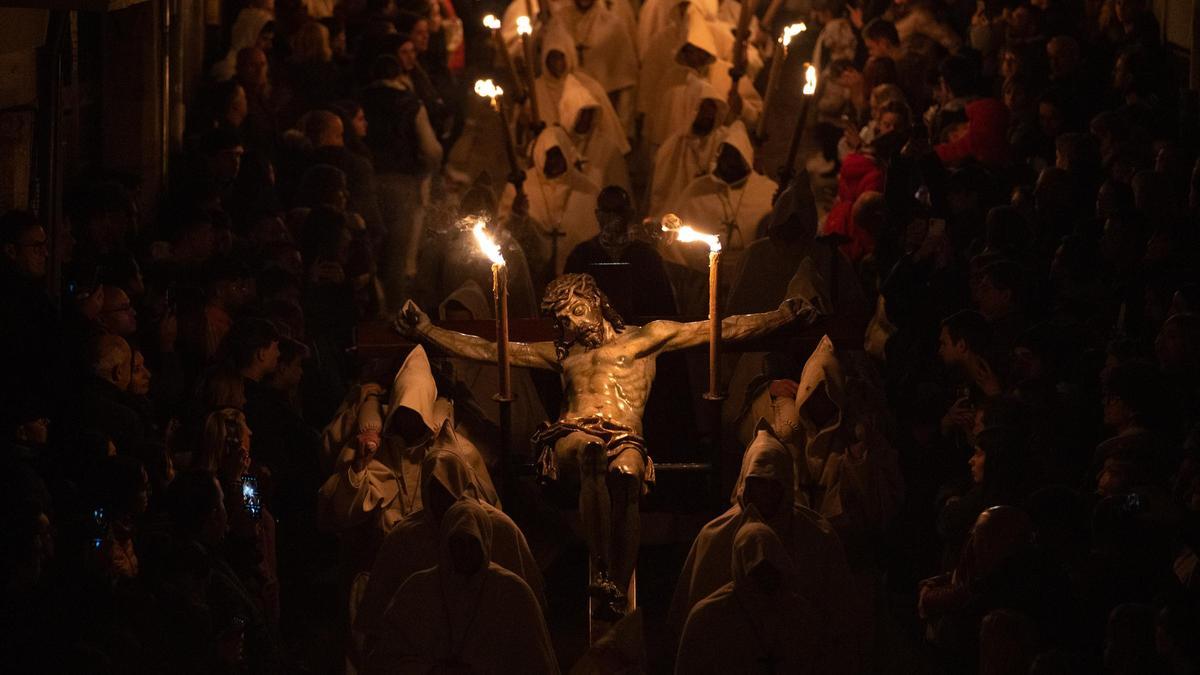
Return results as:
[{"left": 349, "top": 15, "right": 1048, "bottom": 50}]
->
[
  {"left": 482, "top": 14, "right": 501, "bottom": 29},
  {"left": 516, "top": 15, "right": 532, "bottom": 35},
  {"left": 802, "top": 64, "right": 817, "bottom": 96},
  {"left": 474, "top": 79, "right": 504, "bottom": 99},
  {"left": 472, "top": 220, "right": 506, "bottom": 265},
  {"left": 661, "top": 214, "right": 721, "bottom": 252},
  {"left": 780, "top": 23, "right": 805, "bottom": 48}
]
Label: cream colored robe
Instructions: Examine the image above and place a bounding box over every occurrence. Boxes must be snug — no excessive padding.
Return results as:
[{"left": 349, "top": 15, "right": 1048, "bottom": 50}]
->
[
  {"left": 648, "top": 75, "right": 728, "bottom": 219},
  {"left": 675, "top": 521, "right": 830, "bottom": 674},
  {"left": 532, "top": 23, "right": 617, "bottom": 130},
  {"left": 668, "top": 426, "right": 858, "bottom": 672},
  {"left": 355, "top": 450, "right": 545, "bottom": 643},
  {"left": 559, "top": 75, "right": 632, "bottom": 191},
  {"left": 552, "top": 1, "right": 638, "bottom": 96},
  {"left": 499, "top": 126, "right": 600, "bottom": 276},
  {"left": 366, "top": 500, "right": 559, "bottom": 675},
  {"left": 673, "top": 121, "right": 777, "bottom": 257}
]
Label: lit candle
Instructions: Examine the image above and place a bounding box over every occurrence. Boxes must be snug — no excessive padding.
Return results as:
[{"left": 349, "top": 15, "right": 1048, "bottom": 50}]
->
[
  {"left": 776, "top": 63, "right": 819, "bottom": 201},
  {"left": 472, "top": 219, "right": 512, "bottom": 400},
  {"left": 482, "top": 15, "right": 526, "bottom": 105},
  {"left": 516, "top": 16, "right": 541, "bottom": 124},
  {"left": 662, "top": 214, "right": 724, "bottom": 399},
  {"left": 475, "top": 79, "right": 527, "bottom": 204},
  {"left": 755, "top": 23, "right": 806, "bottom": 140}
]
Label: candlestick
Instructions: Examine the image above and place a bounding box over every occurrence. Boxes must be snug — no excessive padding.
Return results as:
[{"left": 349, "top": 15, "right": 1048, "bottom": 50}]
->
[
  {"left": 661, "top": 214, "right": 724, "bottom": 399},
  {"left": 516, "top": 16, "right": 541, "bottom": 124},
  {"left": 755, "top": 23, "right": 806, "bottom": 140},
  {"left": 472, "top": 220, "right": 512, "bottom": 400},
  {"left": 483, "top": 15, "right": 526, "bottom": 103},
  {"left": 475, "top": 79, "right": 527, "bottom": 201},
  {"left": 775, "top": 63, "right": 819, "bottom": 202}
]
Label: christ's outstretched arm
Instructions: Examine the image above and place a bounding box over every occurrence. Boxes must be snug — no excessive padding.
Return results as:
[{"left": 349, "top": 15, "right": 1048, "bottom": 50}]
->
[{"left": 395, "top": 300, "right": 559, "bottom": 370}]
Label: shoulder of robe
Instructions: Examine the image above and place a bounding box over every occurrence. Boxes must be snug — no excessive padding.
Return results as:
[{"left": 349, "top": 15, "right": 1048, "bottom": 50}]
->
[{"left": 698, "top": 506, "right": 741, "bottom": 536}]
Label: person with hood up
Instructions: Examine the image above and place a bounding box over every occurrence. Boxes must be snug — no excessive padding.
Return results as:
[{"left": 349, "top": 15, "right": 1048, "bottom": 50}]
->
[
  {"left": 552, "top": 0, "right": 639, "bottom": 129},
  {"left": 318, "top": 346, "right": 496, "bottom": 545},
  {"left": 212, "top": 0, "right": 275, "bottom": 81},
  {"left": 532, "top": 23, "right": 624, "bottom": 133},
  {"left": 673, "top": 121, "right": 777, "bottom": 256},
  {"left": 365, "top": 499, "right": 559, "bottom": 674},
  {"left": 668, "top": 423, "right": 859, "bottom": 672},
  {"left": 643, "top": 8, "right": 762, "bottom": 148},
  {"left": 648, "top": 75, "right": 729, "bottom": 218},
  {"left": 499, "top": 126, "right": 600, "bottom": 276},
  {"left": 675, "top": 521, "right": 830, "bottom": 674},
  {"left": 559, "top": 76, "right": 632, "bottom": 192},
  {"left": 355, "top": 449, "right": 544, "bottom": 648}
]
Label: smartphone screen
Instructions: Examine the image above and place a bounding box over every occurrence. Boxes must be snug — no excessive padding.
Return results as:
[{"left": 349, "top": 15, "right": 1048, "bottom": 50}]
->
[{"left": 241, "top": 475, "right": 262, "bottom": 521}]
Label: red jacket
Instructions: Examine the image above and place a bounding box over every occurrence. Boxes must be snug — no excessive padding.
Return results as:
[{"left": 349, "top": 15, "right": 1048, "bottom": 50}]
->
[
  {"left": 823, "top": 152, "right": 883, "bottom": 263},
  {"left": 935, "top": 98, "right": 1010, "bottom": 168}
]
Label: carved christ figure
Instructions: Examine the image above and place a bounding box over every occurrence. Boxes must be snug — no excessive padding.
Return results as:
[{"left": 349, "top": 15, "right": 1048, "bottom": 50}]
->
[{"left": 396, "top": 273, "right": 821, "bottom": 618}]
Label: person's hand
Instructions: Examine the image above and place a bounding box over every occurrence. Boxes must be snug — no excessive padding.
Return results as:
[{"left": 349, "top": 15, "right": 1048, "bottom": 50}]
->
[
  {"left": 781, "top": 295, "right": 823, "bottom": 322},
  {"left": 352, "top": 435, "right": 379, "bottom": 473},
  {"left": 843, "top": 123, "right": 863, "bottom": 151},
  {"left": 849, "top": 5, "right": 864, "bottom": 28},
  {"left": 964, "top": 353, "right": 1002, "bottom": 396},
  {"left": 769, "top": 379, "right": 799, "bottom": 400},
  {"left": 394, "top": 299, "right": 432, "bottom": 338},
  {"left": 159, "top": 311, "right": 178, "bottom": 353},
  {"left": 940, "top": 397, "right": 975, "bottom": 435}
]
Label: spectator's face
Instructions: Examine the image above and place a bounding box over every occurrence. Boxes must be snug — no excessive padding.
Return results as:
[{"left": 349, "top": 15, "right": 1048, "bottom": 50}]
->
[
  {"left": 227, "top": 85, "right": 248, "bottom": 128},
  {"left": 397, "top": 40, "right": 418, "bottom": 71},
  {"left": 210, "top": 146, "right": 245, "bottom": 183},
  {"left": 1102, "top": 392, "right": 1134, "bottom": 429},
  {"left": 238, "top": 49, "right": 269, "bottom": 88},
  {"left": 938, "top": 326, "right": 968, "bottom": 365},
  {"left": 1114, "top": 0, "right": 1142, "bottom": 23},
  {"left": 3, "top": 225, "right": 49, "bottom": 279},
  {"left": 1011, "top": 345, "right": 1043, "bottom": 382},
  {"left": 100, "top": 287, "right": 138, "bottom": 337},
  {"left": 969, "top": 445, "right": 986, "bottom": 483},
  {"left": 351, "top": 107, "right": 368, "bottom": 138},
  {"left": 999, "top": 50, "right": 1019, "bottom": 80},
  {"left": 1038, "top": 102, "right": 1063, "bottom": 138},
  {"left": 257, "top": 27, "right": 275, "bottom": 53},
  {"left": 1047, "top": 41, "right": 1078, "bottom": 79},
  {"left": 877, "top": 111, "right": 901, "bottom": 136},
  {"left": 410, "top": 19, "right": 430, "bottom": 52},
  {"left": 274, "top": 355, "right": 304, "bottom": 390},
  {"left": 974, "top": 275, "right": 1012, "bottom": 318},
  {"left": 258, "top": 340, "right": 281, "bottom": 373},
  {"left": 16, "top": 417, "right": 49, "bottom": 446},
  {"left": 130, "top": 351, "right": 151, "bottom": 396},
  {"left": 864, "top": 37, "right": 888, "bottom": 58},
  {"left": 1096, "top": 459, "right": 1128, "bottom": 496}
]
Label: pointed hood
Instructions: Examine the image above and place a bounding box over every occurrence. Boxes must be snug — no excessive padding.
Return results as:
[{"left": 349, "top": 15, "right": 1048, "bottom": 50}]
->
[
  {"left": 677, "top": 6, "right": 719, "bottom": 64},
  {"left": 419, "top": 448, "right": 482, "bottom": 518},
  {"left": 765, "top": 178, "right": 819, "bottom": 242},
  {"left": 437, "top": 498, "right": 494, "bottom": 585},
  {"left": 710, "top": 120, "right": 755, "bottom": 177},
  {"left": 540, "top": 21, "right": 580, "bottom": 79},
  {"left": 383, "top": 345, "right": 444, "bottom": 439},
  {"left": 558, "top": 75, "right": 602, "bottom": 133},
  {"left": 731, "top": 520, "right": 797, "bottom": 588},
  {"left": 732, "top": 421, "right": 797, "bottom": 522},
  {"left": 438, "top": 280, "right": 492, "bottom": 320},
  {"left": 532, "top": 125, "right": 583, "bottom": 178},
  {"left": 784, "top": 258, "right": 833, "bottom": 316},
  {"left": 792, "top": 336, "right": 846, "bottom": 463}
]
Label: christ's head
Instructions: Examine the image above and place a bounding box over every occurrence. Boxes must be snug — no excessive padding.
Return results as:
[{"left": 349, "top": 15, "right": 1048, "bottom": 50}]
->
[{"left": 541, "top": 274, "right": 624, "bottom": 360}]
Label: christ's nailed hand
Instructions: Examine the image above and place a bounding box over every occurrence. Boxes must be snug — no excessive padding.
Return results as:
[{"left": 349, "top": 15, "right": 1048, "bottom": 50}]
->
[{"left": 394, "top": 300, "right": 431, "bottom": 338}]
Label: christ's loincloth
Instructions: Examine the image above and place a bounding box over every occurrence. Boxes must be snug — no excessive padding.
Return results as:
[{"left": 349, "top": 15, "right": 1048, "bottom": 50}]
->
[{"left": 531, "top": 416, "right": 656, "bottom": 489}]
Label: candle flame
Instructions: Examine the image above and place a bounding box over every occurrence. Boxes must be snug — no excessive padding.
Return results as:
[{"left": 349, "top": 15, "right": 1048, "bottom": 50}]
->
[
  {"left": 516, "top": 15, "right": 532, "bottom": 35},
  {"left": 780, "top": 23, "right": 806, "bottom": 47},
  {"left": 482, "top": 14, "right": 501, "bottom": 29},
  {"left": 472, "top": 220, "right": 506, "bottom": 265},
  {"left": 802, "top": 64, "right": 817, "bottom": 96},
  {"left": 474, "top": 79, "right": 504, "bottom": 98},
  {"left": 661, "top": 214, "right": 721, "bottom": 252}
]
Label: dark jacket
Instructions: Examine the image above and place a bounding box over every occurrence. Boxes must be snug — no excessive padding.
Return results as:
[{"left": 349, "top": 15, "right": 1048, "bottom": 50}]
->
[{"left": 360, "top": 81, "right": 423, "bottom": 175}]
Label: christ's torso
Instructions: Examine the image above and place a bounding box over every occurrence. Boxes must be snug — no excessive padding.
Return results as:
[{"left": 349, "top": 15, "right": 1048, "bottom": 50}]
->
[{"left": 560, "top": 334, "right": 656, "bottom": 433}]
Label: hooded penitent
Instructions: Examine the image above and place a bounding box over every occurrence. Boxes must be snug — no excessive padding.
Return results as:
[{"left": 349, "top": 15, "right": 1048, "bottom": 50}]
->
[
  {"left": 552, "top": 0, "right": 638, "bottom": 95},
  {"left": 355, "top": 450, "right": 545, "bottom": 642},
  {"left": 645, "top": 7, "right": 762, "bottom": 147},
  {"left": 437, "top": 281, "right": 549, "bottom": 460},
  {"left": 673, "top": 120, "right": 778, "bottom": 260},
  {"left": 648, "top": 74, "right": 729, "bottom": 218},
  {"left": 533, "top": 23, "right": 617, "bottom": 131},
  {"left": 668, "top": 423, "right": 857, "bottom": 664},
  {"left": 502, "top": 126, "right": 599, "bottom": 276},
  {"left": 366, "top": 500, "right": 559, "bottom": 675},
  {"left": 675, "top": 521, "right": 829, "bottom": 674},
  {"left": 558, "top": 75, "right": 631, "bottom": 191}
]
